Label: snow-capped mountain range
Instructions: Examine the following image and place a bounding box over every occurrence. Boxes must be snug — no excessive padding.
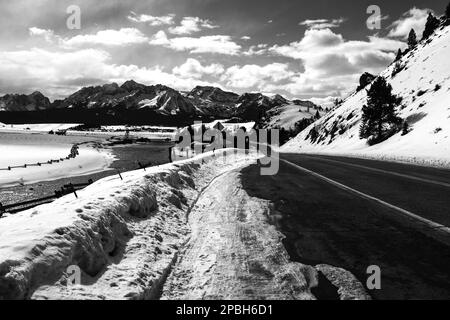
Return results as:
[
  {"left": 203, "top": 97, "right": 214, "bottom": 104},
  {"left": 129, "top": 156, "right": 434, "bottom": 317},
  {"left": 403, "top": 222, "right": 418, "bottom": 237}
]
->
[
  {"left": 283, "top": 23, "right": 450, "bottom": 167},
  {"left": 0, "top": 80, "right": 319, "bottom": 126}
]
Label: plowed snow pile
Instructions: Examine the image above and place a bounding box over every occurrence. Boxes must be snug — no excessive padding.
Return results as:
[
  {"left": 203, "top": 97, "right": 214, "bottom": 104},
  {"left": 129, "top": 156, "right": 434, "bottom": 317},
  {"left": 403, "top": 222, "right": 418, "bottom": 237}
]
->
[
  {"left": 283, "top": 25, "right": 450, "bottom": 168},
  {"left": 0, "top": 150, "right": 256, "bottom": 299}
]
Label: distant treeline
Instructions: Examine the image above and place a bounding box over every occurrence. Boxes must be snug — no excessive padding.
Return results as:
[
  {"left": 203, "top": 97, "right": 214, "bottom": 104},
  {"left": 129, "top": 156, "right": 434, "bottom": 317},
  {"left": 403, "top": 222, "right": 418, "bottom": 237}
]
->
[{"left": 0, "top": 108, "right": 206, "bottom": 127}]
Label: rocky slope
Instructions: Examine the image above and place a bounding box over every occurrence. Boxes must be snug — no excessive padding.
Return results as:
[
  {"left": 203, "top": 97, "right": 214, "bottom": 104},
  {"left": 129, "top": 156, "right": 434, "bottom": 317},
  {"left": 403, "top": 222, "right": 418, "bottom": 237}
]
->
[
  {"left": 52, "top": 80, "right": 198, "bottom": 116},
  {"left": 184, "top": 86, "right": 239, "bottom": 118},
  {"left": 283, "top": 23, "right": 450, "bottom": 167}
]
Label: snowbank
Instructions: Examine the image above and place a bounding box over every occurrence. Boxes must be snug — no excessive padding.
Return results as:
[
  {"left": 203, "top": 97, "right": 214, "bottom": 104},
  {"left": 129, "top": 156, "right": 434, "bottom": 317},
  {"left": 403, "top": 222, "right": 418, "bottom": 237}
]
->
[
  {"left": 283, "top": 25, "right": 450, "bottom": 168},
  {"left": 0, "top": 149, "right": 258, "bottom": 299}
]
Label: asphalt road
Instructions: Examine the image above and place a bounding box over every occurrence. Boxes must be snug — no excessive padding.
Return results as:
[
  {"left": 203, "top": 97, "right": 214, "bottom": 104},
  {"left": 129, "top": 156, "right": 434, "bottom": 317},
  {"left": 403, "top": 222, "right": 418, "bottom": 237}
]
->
[{"left": 240, "top": 153, "right": 450, "bottom": 300}]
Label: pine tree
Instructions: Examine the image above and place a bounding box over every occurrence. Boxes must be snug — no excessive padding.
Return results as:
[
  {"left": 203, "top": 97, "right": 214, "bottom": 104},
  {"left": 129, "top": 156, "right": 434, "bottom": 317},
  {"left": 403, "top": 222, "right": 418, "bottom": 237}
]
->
[
  {"left": 395, "top": 49, "right": 403, "bottom": 61},
  {"left": 407, "top": 29, "right": 417, "bottom": 49},
  {"left": 401, "top": 121, "right": 410, "bottom": 136},
  {"left": 422, "top": 13, "right": 440, "bottom": 40},
  {"left": 360, "top": 77, "right": 403, "bottom": 144},
  {"left": 315, "top": 110, "right": 321, "bottom": 119}
]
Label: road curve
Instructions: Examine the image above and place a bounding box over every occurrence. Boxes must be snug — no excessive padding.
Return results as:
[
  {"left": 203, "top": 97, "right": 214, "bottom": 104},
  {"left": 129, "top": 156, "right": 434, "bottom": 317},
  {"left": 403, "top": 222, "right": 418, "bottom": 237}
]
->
[{"left": 240, "top": 154, "right": 450, "bottom": 299}]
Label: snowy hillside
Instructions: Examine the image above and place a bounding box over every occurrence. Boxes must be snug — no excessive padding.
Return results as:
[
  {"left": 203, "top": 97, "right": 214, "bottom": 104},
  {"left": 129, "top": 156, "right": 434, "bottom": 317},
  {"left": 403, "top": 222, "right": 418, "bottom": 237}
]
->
[
  {"left": 283, "top": 24, "right": 450, "bottom": 168},
  {"left": 264, "top": 102, "right": 323, "bottom": 131}
]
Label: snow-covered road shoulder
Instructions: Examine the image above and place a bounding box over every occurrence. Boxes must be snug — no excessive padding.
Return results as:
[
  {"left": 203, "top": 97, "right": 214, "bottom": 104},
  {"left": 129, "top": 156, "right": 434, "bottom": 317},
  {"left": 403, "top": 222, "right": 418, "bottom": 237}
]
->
[
  {"left": 161, "top": 165, "right": 369, "bottom": 300},
  {"left": 0, "top": 150, "right": 257, "bottom": 299},
  {"left": 162, "top": 168, "right": 318, "bottom": 300}
]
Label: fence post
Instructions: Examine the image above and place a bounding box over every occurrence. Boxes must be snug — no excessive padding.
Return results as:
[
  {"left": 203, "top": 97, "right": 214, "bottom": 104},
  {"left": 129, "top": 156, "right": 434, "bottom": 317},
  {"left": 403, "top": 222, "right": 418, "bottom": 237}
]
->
[{"left": 69, "top": 183, "right": 78, "bottom": 198}]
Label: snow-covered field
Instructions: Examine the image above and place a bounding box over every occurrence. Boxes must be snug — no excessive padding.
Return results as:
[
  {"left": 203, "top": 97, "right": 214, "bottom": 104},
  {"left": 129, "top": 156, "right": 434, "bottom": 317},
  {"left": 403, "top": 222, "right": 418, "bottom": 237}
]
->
[
  {"left": 0, "top": 123, "right": 81, "bottom": 133},
  {"left": 0, "top": 123, "right": 177, "bottom": 140},
  {"left": 0, "top": 133, "right": 114, "bottom": 187},
  {"left": 67, "top": 130, "right": 176, "bottom": 141},
  {"left": 283, "top": 25, "right": 450, "bottom": 168}
]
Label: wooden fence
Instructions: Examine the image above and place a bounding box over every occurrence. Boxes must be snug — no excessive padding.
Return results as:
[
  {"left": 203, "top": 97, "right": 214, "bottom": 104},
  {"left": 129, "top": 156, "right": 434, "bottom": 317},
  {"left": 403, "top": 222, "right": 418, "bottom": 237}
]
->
[
  {"left": 0, "top": 180, "right": 93, "bottom": 217},
  {"left": 0, "top": 144, "right": 79, "bottom": 171},
  {"left": 0, "top": 158, "right": 158, "bottom": 217}
]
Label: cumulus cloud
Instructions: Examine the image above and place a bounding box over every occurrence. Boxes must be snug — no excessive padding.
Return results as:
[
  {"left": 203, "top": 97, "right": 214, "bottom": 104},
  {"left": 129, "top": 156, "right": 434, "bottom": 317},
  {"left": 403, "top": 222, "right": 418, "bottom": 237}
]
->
[
  {"left": 0, "top": 48, "right": 219, "bottom": 98},
  {"left": 149, "top": 31, "right": 241, "bottom": 55},
  {"left": 243, "top": 44, "right": 268, "bottom": 56},
  {"left": 388, "top": 7, "right": 431, "bottom": 39},
  {"left": 28, "top": 27, "right": 55, "bottom": 43},
  {"left": 29, "top": 27, "right": 149, "bottom": 47},
  {"left": 222, "top": 63, "right": 294, "bottom": 89},
  {"left": 299, "top": 18, "right": 346, "bottom": 29},
  {"left": 63, "top": 28, "right": 149, "bottom": 47},
  {"left": 168, "top": 17, "right": 218, "bottom": 35},
  {"left": 172, "top": 58, "right": 224, "bottom": 79},
  {"left": 0, "top": 48, "right": 113, "bottom": 96},
  {"left": 267, "top": 28, "right": 405, "bottom": 97},
  {"left": 127, "top": 12, "right": 175, "bottom": 26}
]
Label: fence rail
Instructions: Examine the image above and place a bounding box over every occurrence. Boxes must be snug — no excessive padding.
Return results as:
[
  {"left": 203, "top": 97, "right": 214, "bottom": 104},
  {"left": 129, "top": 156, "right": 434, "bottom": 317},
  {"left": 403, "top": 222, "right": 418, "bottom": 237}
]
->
[
  {"left": 0, "top": 144, "right": 79, "bottom": 171},
  {"left": 0, "top": 180, "right": 92, "bottom": 217},
  {"left": 0, "top": 158, "right": 159, "bottom": 217}
]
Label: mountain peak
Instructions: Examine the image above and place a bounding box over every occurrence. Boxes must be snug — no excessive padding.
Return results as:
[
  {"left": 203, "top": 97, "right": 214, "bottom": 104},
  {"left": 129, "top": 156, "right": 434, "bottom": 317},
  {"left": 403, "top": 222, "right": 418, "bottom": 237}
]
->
[
  {"left": 0, "top": 91, "right": 51, "bottom": 111},
  {"left": 271, "top": 94, "right": 289, "bottom": 105},
  {"left": 120, "top": 80, "right": 145, "bottom": 91}
]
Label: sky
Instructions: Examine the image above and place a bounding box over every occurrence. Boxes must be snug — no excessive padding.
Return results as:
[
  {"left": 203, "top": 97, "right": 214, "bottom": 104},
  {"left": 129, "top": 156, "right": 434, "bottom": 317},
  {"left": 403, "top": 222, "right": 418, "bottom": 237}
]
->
[{"left": 0, "top": 0, "right": 448, "bottom": 105}]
